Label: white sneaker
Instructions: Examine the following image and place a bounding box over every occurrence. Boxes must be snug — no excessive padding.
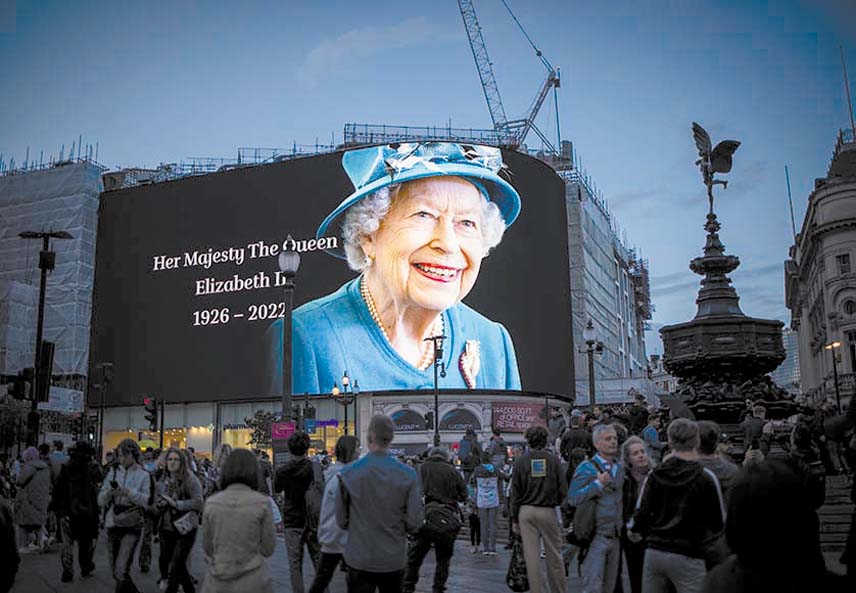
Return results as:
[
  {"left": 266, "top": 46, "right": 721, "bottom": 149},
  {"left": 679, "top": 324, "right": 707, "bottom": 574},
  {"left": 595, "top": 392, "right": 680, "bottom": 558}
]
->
[{"left": 159, "top": 579, "right": 168, "bottom": 592}]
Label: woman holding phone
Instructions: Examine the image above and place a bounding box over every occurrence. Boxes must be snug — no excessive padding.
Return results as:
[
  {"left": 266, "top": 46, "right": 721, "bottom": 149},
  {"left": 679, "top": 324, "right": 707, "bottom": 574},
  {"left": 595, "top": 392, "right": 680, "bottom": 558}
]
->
[{"left": 156, "top": 447, "right": 203, "bottom": 593}]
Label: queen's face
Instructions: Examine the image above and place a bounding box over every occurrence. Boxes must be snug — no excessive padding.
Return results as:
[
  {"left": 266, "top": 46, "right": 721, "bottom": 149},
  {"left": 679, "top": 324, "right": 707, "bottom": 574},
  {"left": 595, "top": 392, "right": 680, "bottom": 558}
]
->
[{"left": 363, "top": 176, "right": 487, "bottom": 312}]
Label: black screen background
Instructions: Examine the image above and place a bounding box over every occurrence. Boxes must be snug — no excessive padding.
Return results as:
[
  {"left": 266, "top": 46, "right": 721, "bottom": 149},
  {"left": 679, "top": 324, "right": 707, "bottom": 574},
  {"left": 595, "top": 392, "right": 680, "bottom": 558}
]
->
[{"left": 89, "top": 149, "right": 574, "bottom": 404}]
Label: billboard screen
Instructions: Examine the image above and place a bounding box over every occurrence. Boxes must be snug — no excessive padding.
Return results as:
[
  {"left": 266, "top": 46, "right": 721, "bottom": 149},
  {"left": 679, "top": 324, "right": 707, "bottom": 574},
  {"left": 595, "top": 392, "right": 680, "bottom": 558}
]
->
[{"left": 90, "top": 145, "right": 573, "bottom": 405}]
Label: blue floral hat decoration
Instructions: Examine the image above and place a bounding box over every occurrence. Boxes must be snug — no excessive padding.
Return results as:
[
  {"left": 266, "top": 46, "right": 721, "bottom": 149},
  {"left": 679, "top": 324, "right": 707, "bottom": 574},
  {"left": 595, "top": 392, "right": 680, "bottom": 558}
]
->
[{"left": 317, "top": 142, "right": 521, "bottom": 259}]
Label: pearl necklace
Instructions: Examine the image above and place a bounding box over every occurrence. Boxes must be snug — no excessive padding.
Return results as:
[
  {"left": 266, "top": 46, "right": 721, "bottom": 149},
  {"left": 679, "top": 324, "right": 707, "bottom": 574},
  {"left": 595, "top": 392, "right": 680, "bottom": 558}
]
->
[{"left": 360, "top": 277, "right": 444, "bottom": 371}]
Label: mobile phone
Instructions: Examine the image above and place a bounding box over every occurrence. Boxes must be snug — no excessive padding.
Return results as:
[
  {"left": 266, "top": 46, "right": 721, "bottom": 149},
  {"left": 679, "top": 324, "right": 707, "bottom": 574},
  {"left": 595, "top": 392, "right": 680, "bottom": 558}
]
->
[{"left": 110, "top": 480, "right": 119, "bottom": 489}]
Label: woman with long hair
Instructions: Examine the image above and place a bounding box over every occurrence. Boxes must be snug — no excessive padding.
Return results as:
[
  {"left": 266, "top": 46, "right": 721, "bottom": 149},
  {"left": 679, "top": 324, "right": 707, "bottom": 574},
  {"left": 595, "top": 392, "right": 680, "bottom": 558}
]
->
[
  {"left": 621, "top": 435, "right": 654, "bottom": 593},
  {"left": 200, "top": 448, "right": 276, "bottom": 593},
  {"left": 156, "top": 447, "right": 203, "bottom": 593},
  {"left": 308, "top": 435, "right": 360, "bottom": 593}
]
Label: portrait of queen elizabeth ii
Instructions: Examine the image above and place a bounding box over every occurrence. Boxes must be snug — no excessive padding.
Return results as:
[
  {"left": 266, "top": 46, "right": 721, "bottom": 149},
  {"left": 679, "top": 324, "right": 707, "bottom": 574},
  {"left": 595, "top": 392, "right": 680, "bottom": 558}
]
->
[{"left": 266, "top": 142, "right": 522, "bottom": 394}]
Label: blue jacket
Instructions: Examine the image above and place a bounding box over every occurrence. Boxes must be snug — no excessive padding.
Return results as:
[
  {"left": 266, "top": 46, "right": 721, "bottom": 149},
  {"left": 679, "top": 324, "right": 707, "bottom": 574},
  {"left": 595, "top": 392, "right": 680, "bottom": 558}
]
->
[
  {"left": 568, "top": 455, "right": 624, "bottom": 537},
  {"left": 266, "top": 277, "right": 521, "bottom": 395}
]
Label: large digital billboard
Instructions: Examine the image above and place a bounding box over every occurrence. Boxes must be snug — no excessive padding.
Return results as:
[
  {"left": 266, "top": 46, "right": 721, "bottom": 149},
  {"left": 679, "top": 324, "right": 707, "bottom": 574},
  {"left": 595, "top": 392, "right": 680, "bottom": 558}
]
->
[{"left": 90, "top": 144, "right": 573, "bottom": 405}]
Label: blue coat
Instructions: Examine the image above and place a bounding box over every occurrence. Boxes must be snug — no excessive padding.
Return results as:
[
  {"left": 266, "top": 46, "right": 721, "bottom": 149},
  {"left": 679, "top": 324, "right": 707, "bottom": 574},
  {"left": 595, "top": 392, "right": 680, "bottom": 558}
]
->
[
  {"left": 266, "top": 277, "right": 521, "bottom": 395},
  {"left": 568, "top": 454, "right": 624, "bottom": 537}
]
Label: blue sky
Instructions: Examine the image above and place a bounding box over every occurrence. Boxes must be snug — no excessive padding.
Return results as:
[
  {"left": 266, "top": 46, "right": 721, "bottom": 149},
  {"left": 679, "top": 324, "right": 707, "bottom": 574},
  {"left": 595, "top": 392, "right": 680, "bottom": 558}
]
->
[{"left": 2, "top": 0, "right": 855, "bottom": 355}]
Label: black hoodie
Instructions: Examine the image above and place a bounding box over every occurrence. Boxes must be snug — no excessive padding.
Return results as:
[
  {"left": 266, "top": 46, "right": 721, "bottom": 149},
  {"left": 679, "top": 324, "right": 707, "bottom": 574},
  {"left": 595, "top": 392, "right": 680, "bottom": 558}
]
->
[
  {"left": 275, "top": 456, "right": 315, "bottom": 528},
  {"left": 632, "top": 456, "right": 725, "bottom": 558}
]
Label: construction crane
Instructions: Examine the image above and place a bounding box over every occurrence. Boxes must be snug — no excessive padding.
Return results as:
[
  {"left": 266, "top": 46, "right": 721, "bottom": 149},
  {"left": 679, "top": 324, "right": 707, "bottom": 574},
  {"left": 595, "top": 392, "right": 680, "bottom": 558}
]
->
[{"left": 457, "top": 0, "right": 561, "bottom": 152}]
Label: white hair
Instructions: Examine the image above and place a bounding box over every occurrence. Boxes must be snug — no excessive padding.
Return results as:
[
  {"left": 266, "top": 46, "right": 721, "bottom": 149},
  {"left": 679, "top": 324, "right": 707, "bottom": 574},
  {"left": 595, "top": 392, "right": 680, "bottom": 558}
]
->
[{"left": 341, "top": 180, "right": 507, "bottom": 272}]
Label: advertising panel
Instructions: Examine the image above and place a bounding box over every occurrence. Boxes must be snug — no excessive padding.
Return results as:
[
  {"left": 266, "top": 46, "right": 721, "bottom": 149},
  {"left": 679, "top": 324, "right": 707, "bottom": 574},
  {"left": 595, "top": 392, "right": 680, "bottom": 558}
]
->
[
  {"left": 492, "top": 402, "right": 547, "bottom": 433},
  {"left": 90, "top": 145, "right": 572, "bottom": 405}
]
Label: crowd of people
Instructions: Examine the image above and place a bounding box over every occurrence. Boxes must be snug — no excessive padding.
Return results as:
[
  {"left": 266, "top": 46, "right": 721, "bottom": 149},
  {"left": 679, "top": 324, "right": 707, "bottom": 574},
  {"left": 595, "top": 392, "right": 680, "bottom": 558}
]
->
[{"left": 0, "top": 395, "right": 853, "bottom": 593}]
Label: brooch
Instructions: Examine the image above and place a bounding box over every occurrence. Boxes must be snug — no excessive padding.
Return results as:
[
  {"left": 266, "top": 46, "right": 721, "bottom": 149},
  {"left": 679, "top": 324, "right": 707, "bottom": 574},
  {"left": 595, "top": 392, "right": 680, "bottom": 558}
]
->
[{"left": 459, "top": 340, "right": 481, "bottom": 389}]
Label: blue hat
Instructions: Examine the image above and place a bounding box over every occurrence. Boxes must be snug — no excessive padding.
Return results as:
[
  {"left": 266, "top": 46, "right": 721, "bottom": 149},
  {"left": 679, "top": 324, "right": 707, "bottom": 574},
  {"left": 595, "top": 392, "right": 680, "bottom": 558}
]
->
[{"left": 317, "top": 142, "right": 521, "bottom": 259}]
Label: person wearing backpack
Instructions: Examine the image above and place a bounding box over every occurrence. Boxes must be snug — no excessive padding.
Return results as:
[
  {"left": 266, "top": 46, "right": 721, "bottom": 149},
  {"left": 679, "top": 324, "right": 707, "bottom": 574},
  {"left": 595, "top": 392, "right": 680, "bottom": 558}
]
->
[
  {"left": 50, "top": 441, "right": 102, "bottom": 583},
  {"left": 568, "top": 423, "right": 624, "bottom": 593},
  {"left": 402, "top": 446, "right": 467, "bottom": 593},
  {"left": 274, "top": 431, "right": 320, "bottom": 593},
  {"left": 308, "top": 435, "right": 360, "bottom": 593},
  {"left": 458, "top": 429, "right": 483, "bottom": 484},
  {"left": 471, "top": 450, "right": 502, "bottom": 555}
]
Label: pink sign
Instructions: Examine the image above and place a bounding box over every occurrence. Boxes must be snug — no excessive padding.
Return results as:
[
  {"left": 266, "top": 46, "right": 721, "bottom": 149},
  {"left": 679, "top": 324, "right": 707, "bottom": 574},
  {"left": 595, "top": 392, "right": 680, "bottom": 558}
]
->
[
  {"left": 491, "top": 403, "right": 546, "bottom": 433},
  {"left": 272, "top": 421, "right": 295, "bottom": 440}
]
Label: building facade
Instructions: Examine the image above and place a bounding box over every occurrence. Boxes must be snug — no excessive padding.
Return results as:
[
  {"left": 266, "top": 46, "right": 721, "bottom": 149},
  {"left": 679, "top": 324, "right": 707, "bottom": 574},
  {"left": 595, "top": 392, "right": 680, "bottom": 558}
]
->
[
  {"left": 563, "top": 168, "right": 653, "bottom": 403},
  {"left": 785, "top": 129, "right": 856, "bottom": 409},
  {"left": 769, "top": 327, "right": 801, "bottom": 395}
]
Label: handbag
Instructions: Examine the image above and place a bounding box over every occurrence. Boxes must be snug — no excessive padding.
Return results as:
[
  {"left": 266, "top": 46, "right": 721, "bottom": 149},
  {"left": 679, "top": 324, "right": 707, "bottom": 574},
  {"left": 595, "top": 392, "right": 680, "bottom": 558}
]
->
[
  {"left": 506, "top": 534, "right": 529, "bottom": 592},
  {"left": 172, "top": 511, "right": 199, "bottom": 535},
  {"left": 422, "top": 501, "right": 462, "bottom": 537},
  {"left": 112, "top": 504, "right": 143, "bottom": 529}
]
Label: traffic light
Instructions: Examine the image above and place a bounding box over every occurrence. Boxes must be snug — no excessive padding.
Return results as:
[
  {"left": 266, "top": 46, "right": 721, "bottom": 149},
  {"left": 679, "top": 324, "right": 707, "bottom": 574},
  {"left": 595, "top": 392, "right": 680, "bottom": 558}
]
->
[
  {"left": 425, "top": 411, "right": 435, "bottom": 430},
  {"left": 6, "top": 368, "right": 34, "bottom": 400},
  {"left": 71, "top": 413, "right": 84, "bottom": 440},
  {"left": 143, "top": 397, "right": 158, "bottom": 431}
]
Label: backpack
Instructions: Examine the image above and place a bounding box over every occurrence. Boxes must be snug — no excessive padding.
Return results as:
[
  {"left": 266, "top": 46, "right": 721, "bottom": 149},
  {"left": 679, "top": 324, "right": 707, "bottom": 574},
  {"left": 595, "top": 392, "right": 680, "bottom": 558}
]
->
[
  {"left": 422, "top": 500, "right": 462, "bottom": 537},
  {"left": 304, "top": 461, "right": 325, "bottom": 534},
  {"left": 566, "top": 457, "right": 604, "bottom": 554}
]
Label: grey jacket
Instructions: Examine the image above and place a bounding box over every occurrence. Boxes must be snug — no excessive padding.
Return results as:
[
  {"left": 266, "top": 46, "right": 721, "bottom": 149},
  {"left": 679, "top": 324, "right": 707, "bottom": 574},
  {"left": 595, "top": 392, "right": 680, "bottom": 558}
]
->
[
  {"left": 97, "top": 463, "right": 151, "bottom": 529},
  {"left": 15, "top": 460, "right": 51, "bottom": 527},
  {"left": 317, "top": 462, "right": 347, "bottom": 554},
  {"left": 336, "top": 451, "right": 423, "bottom": 572}
]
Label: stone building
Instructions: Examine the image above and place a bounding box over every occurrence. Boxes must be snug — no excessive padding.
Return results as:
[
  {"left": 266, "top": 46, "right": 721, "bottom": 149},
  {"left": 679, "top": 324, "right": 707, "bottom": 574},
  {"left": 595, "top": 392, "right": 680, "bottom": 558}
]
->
[{"left": 785, "top": 129, "right": 856, "bottom": 408}]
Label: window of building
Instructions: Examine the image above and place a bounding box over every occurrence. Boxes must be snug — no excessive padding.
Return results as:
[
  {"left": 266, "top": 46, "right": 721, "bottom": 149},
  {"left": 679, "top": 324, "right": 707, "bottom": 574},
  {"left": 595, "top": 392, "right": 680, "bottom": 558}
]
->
[
  {"left": 843, "top": 299, "right": 856, "bottom": 316},
  {"left": 836, "top": 253, "right": 851, "bottom": 275}
]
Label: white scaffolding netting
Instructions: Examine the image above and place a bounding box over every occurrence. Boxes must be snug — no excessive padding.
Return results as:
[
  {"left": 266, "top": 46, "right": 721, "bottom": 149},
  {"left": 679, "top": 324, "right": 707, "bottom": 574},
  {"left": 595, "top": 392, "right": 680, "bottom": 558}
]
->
[{"left": 0, "top": 162, "right": 102, "bottom": 377}]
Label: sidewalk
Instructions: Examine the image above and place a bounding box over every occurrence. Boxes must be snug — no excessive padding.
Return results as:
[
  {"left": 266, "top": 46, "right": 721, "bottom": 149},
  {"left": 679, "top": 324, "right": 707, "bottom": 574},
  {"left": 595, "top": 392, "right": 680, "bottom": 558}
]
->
[{"left": 11, "top": 533, "right": 546, "bottom": 593}]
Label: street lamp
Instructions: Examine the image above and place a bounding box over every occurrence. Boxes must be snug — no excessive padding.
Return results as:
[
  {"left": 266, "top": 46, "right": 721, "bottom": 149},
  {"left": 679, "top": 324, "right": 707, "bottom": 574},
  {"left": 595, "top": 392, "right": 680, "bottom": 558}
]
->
[
  {"left": 333, "top": 372, "right": 357, "bottom": 435},
  {"left": 19, "top": 229, "right": 73, "bottom": 445},
  {"left": 580, "top": 319, "right": 604, "bottom": 409},
  {"left": 424, "top": 334, "right": 446, "bottom": 447},
  {"left": 278, "top": 235, "right": 300, "bottom": 424},
  {"left": 824, "top": 341, "right": 842, "bottom": 414}
]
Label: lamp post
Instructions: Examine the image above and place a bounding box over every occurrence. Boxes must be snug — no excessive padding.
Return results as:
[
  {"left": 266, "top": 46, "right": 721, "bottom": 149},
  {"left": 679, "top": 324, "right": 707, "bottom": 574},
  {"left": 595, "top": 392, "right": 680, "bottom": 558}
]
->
[
  {"left": 333, "top": 373, "right": 357, "bottom": 435},
  {"left": 580, "top": 319, "right": 604, "bottom": 410},
  {"left": 825, "top": 341, "right": 842, "bottom": 414},
  {"left": 278, "top": 235, "right": 300, "bottom": 424},
  {"left": 19, "top": 230, "right": 73, "bottom": 445},
  {"left": 425, "top": 334, "right": 446, "bottom": 447}
]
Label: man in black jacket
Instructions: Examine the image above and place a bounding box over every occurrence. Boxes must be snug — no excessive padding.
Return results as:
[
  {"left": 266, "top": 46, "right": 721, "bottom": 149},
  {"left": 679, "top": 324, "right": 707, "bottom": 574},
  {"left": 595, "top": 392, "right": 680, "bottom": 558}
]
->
[
  {"left": 511, "top": 426, "right": 566, "bottom": 593},
  {"left": 275, "top": 431, "right": 320, "bottom": 593},
  {"left": 402, "top": 447, "right": 466, "bottom": 593},
  {"left": 632, "top": 418, "right": 725, "bottom": 593}
]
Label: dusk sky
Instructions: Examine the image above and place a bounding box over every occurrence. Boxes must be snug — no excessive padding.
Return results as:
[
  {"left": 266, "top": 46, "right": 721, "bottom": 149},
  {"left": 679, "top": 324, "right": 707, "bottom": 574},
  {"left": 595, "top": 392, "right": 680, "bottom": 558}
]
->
[{"left": 2, "top": 0, "right": 855, "bottom": 356}]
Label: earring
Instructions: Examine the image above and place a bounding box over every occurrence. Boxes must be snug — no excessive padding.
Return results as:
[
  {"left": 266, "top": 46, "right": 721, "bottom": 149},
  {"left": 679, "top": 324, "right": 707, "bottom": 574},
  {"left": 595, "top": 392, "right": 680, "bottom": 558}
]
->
[{"left": 363, "top": 254, "right": 374, "bottom": 268}]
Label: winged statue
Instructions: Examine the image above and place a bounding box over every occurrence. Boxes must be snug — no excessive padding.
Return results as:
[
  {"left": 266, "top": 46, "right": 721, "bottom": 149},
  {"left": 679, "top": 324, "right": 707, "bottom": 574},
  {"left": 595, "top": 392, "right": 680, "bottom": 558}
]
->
[{"left": 692, "top": 122, "right": 740, "bottom": 214}]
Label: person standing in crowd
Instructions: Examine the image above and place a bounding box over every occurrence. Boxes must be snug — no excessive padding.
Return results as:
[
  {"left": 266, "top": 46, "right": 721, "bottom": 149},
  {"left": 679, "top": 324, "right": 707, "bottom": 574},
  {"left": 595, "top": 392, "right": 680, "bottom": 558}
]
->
[
  {"left": 274, "top": 431, "right": 320, "bottom": 593},
  {"left": 156, "top": 447, "right": 203, "bottom": 593},
  {"left": 206, "top": 444, "right": 232, "bottom": 496},
  {"left": 740, "top": 404, "right": 767, "bottom": 452},
  {"left": 621, "top": 436, "right": 653, "bottom": 593},
  {"left": 98, "top": 439, "right": 151, "bottom": 593},
  {"left": 464, "top": 490, "right": 481, "bottom": 554},
  {"left": 51, "top": 441, "right": 102, "bottom": 583},
  {"left": 629, "top": 393, "right": 650, "bottom": 435},
  {"left": 642, "top": 415, "right": 666, "bottom": 464},
  {"left": 458, "top": 428, "right": 483, "bottom": 484},
  {"left": 0, "top": 482, "right": 20, "bottom": 593},
  {"left": 561, "top": 410, "right": 594, "bottom": 480},
  {"left": 15, "top": 446, "right": 51, "bottom": 552},
  {"left": 200, "top": 448, "right": 276, "bottom": 593},
  {"left": 256, "top": 450, "right": 273, "bottom": 495},
  {"left": 568, "top": 424, "right": 624, "bottom": 593},
  {"left": 471, "top": 450, "right": 502, "bottom": 556},
  {"left": 486, "top": 428, "right": 507, "bottom": 469},
  {"left": 696, "top": 421, "right": 738, "bottom": 499},
  {"left": 49, "top": 440, "right": 70, "bottom": 541},
  {"left": 510, "top": 425, "right": 566, "bottom": 593},
  {"left": 703, "top": 461, "right": 838, "bottom": 593},
  {"left": 309, "top": 435, "right": 360, "bottom": 593},
  {"left": 337, "top": 415, "right": 423, "bottom": 593},
  {"left": 632, "top": 419, "right": 725, "bottom": 593},
  {"left": 137, "top": 451, "right": 159, "bottom": 575},
  {"left": 403, "top": 446, "right": 466, "bottom": 593}
]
